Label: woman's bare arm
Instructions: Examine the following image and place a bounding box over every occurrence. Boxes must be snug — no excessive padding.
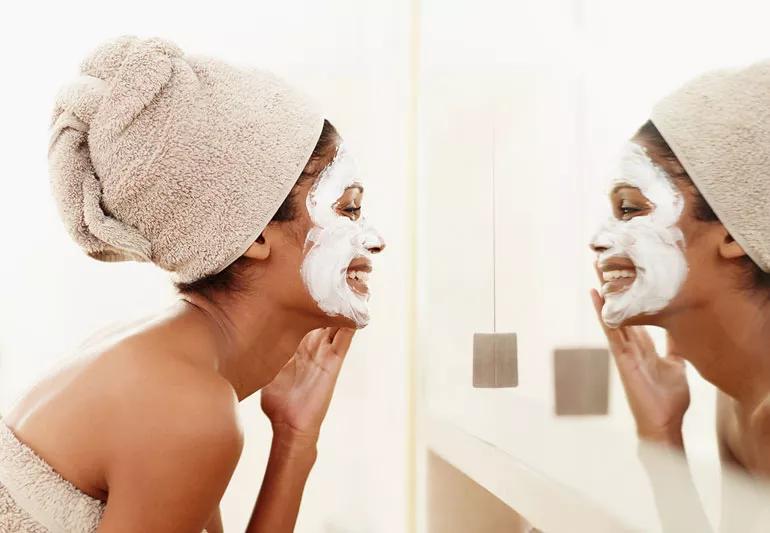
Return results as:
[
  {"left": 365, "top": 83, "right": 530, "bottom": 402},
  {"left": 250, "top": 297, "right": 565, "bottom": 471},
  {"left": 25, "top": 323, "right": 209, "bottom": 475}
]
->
[
  {"left": 245, "top": 431, "right": 317, "bottom": 532},
  {"left": 637, "top": 441, "right": 713, "bottom": 532},
  {"left": 96, "top": 361, "right": 243, "bottom": 532},
  {"left": 246, "top": 328, "right": 355, "bottom": 533},
  {"left": 99, "top": 427, "right": 241, "bottom": 532}
]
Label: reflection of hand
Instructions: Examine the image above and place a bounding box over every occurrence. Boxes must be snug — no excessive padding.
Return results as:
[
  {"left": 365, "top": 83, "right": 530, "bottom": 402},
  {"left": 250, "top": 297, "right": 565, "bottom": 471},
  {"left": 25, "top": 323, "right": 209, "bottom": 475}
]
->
[
  {"left": 637, "top": 441, "right": 714, "bottom": 533},
  {"left": 591, "top": 290, "right": 689, "bottom": 448},
  {"left": 261, "top": 328, "right": 355, "bottom": 448}
]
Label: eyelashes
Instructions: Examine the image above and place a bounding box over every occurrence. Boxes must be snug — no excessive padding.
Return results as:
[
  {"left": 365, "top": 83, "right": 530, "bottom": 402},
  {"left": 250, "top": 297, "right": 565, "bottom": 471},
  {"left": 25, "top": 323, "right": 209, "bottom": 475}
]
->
[
  {"left": 618, "top": 199, "right": 646, "bottom": 220},
  {"left": 339, "top": 204, "right": 362, "bottom": 220}
]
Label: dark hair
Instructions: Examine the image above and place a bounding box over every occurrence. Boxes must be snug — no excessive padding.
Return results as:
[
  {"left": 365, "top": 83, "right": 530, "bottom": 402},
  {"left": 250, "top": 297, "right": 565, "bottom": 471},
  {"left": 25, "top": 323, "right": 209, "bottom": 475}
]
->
[
  {"left": 175, "top": 119, "right": 339, "bottom": 296},
  {"left": 634, "top": 120, "right": 770, "bottom": 293}
]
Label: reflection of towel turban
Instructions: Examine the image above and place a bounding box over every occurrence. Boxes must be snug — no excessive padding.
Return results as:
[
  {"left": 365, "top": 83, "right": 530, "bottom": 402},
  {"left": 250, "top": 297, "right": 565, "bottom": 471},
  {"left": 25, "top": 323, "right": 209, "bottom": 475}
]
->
[
  {"left": 651, "top": 61, "right": 770, "bottom": 273},
  {"left": 48, "top": 36, "right": 324, "bottom": 283}
]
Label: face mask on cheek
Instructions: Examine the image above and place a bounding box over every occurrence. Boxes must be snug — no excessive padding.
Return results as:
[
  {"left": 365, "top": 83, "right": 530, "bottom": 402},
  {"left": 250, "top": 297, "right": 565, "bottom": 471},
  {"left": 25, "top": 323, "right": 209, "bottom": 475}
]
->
[
  {"left": 591, "top": 142, "right": 689, "bottom": 328},
  {"left": 300, "top": 144, "right": 383, "bottom": 328}
]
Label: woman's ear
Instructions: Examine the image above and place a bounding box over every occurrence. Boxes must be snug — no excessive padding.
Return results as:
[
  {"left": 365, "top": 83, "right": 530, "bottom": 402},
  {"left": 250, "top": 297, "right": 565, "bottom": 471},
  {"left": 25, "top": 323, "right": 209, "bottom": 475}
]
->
[
  {"left": 719, "top": 229, "right": 748, "bottom": 261},
  {"left": 242, "top": 233, "right": 271, "bottom": 261}
]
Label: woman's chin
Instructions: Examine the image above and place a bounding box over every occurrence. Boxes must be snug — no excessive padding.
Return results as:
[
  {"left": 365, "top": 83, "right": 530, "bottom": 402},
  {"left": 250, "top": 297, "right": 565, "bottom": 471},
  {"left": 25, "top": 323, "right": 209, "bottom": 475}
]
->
[
  {"left": 340, "top": 316, "right": 365, "bottom": 330},
  {"left": 606, "top": 311, "right": 659, "bottom": 329},
  {"left": 321, "top": 312, "right": 367, "bottom": 330}
]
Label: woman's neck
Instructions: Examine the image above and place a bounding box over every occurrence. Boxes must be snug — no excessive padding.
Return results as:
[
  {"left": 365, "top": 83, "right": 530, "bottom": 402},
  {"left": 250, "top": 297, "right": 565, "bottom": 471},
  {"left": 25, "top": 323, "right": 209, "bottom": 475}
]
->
[
  {"left": 664, "top": 290, "right": 770, "bottom": 412},
  {"left": 173, "top": 293, "right": 316, "bottom": 401}
]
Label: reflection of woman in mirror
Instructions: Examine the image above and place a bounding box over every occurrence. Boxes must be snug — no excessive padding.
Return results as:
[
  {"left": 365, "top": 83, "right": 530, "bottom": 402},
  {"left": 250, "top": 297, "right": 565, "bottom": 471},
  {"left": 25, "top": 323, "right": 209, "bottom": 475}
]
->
[
  {"left": 590, "top": 62, "right": 770, "bottom": 530},
  {"left": 0, "top": 37, "right": 384, "bottom": 532}
]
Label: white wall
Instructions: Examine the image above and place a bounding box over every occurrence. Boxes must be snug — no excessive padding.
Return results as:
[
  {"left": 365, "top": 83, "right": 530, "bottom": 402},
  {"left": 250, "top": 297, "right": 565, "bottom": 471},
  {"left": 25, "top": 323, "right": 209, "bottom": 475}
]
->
[{"left": 0, "top": 2, "right": 415, "bottom": 532}]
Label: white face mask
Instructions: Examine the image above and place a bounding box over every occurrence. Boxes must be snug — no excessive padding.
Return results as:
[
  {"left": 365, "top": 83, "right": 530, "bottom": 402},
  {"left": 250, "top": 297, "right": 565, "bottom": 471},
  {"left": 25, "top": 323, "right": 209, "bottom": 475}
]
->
[
  {"left": 591, "top": 142, "right": 688, "bottom": 328},
  {"left": 300, "top": 144, "right": 384, "bottom": 328}
]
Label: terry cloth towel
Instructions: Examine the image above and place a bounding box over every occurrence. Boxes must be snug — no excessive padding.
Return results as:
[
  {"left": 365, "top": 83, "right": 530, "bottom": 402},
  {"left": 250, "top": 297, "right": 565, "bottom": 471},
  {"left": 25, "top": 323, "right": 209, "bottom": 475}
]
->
[
  {"left": 651, "top": 60, "right": 770, "bottom": 273},
  {"left": 0, "top": 421, "right": 104, "bottom": 532},
  {"left": 48, "top": 36, "right": 324, "bottom": 283},
  {"left": 0, "top": 421, "right": 210, "bottom": 532}
]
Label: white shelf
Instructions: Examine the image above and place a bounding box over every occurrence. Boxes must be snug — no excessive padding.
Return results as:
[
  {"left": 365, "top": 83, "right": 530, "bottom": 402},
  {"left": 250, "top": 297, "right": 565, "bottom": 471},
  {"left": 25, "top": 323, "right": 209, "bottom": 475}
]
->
[
  {"left": 425, "top": 406, "right": 770, "bottom": 533},
  {"left": 425, "top": 413, "right": 641, "bottom": 532}
]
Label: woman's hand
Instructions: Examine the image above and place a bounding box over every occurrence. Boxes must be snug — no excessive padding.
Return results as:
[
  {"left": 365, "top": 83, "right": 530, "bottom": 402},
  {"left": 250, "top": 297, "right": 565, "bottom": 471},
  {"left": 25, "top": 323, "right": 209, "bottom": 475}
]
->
[
  {"left": 261, "top": 328, "right": 355, "bottom": 448},
  {"left": 591, "top": 289, "right": 690, "bottom": 447},
  {"left": 250, "top": 329, "right": 355, "bottom": 533}
]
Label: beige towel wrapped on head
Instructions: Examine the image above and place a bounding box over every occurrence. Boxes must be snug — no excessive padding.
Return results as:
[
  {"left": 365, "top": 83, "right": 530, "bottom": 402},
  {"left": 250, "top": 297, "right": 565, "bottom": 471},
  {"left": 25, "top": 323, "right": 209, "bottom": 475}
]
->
[
  {"left": 49, "top": 36, "right": 324, "bottom": 283},
  {"left": 651, "top": 60, "right": 770, "bottom": 272}
]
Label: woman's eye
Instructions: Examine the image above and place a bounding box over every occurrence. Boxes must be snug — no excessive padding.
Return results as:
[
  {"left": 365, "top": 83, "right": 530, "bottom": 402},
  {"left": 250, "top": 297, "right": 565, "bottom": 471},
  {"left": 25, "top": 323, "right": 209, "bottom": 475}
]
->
[
  {"left": 339, "top": 205, "right": 361, "bottom": 219},
  {"left": 618, "top": 201, "right": 644, "bottom": 219}
]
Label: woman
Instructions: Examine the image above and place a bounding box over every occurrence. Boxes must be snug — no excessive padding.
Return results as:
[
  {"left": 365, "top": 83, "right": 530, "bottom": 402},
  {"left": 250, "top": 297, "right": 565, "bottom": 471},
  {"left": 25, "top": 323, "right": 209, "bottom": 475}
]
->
[
  {"left": 590, "top": 61, "right": 770, "bottom": 529},
  {"left": 0, "top": 36, "right": 384, "bottom": 532}
]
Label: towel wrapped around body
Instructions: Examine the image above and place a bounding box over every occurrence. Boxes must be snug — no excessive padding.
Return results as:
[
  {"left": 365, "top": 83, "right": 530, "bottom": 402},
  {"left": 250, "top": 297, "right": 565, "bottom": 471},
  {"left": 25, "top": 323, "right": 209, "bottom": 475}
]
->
[
  {"left": 0, "top": 422, "right": 104, "bottom": 532},
  {"left": 0, "top": 422, "right": 210, "bottom": 532}
]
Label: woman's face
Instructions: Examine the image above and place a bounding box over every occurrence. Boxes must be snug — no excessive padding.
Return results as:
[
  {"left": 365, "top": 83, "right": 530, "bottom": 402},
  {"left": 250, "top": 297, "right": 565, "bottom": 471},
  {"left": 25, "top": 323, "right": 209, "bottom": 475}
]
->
[
  {"left": 300, "top": 142, "right": 385, "bottom": 328},
  {"left": 590, "top": 140, "right": 717, "bottom": 328},
  {"left": 267, "top": 140, "right": 385, "bottom": 330}
]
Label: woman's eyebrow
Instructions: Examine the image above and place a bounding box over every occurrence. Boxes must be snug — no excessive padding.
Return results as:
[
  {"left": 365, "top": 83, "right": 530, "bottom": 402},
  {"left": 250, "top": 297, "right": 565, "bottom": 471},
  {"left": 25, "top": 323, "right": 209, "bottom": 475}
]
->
[{"left": 346, "top": 184, "right": 364, "bottom": 193}]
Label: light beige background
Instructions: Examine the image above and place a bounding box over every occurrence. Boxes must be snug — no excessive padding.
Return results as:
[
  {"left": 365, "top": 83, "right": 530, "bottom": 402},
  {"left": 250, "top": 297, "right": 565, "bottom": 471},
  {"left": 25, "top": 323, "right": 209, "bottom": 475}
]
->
[{"left": 3, "top": 0, "right": 770, "bottom": 532}]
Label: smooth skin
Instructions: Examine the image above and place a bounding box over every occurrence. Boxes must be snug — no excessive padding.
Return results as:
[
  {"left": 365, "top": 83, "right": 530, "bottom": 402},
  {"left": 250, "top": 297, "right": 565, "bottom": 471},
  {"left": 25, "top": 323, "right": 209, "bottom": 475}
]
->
[
  {"left": 591, "top": 133, "right": 770, "bottom": 530},
  {"left": 3, "top": 135, "right": 382, "bottom": 532}
]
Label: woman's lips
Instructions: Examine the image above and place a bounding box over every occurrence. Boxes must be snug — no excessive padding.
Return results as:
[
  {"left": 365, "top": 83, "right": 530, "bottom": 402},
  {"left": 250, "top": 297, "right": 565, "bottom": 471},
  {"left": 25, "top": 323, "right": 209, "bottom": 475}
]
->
[
  {"left": 346, "top": 258, "right": 372, "bottom": 295},
  {"left": 599, "top": 258, "right": 637, "bottom": 295}
]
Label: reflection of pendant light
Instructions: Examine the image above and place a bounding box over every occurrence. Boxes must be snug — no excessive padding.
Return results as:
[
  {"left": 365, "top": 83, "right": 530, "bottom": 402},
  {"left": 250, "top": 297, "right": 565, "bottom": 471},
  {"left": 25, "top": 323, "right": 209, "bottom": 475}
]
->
[{"left": 553, "top": 348, "right": 610, "bottom": 416}]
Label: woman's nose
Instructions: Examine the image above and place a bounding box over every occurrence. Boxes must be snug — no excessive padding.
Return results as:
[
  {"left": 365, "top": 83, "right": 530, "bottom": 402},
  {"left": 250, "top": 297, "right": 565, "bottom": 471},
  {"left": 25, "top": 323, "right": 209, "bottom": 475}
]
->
[
  {"left": 367, "top": 237, "right": 385, "bottom": 254},
  {"left": 590, "top": 230, "right": 612, "bottom": 253},
  {"left": 368, "top": 242, "right": 385, "bottom": 254},
  {"left": 363, "top": 229, "right": 385, "bottom": 254},
  {"left": 590, "top": 242, "right": 608, "bottom": 253}
]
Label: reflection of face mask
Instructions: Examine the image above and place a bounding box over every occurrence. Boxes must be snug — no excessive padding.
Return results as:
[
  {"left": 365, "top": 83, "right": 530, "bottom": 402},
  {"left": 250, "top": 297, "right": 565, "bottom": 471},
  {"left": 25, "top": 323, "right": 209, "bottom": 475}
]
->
[
  {"left": 301, "top": 144, "right": 384, "bottom": 328},
  {"left": 591, "top": 142, "right": 688, "bottom": 328}
]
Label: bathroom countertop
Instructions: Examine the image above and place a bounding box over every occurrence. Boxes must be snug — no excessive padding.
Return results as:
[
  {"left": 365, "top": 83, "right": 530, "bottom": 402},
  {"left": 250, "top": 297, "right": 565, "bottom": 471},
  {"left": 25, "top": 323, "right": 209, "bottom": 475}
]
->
[{"left": 423, "top": 398, "right": 770, "bottom": 533}]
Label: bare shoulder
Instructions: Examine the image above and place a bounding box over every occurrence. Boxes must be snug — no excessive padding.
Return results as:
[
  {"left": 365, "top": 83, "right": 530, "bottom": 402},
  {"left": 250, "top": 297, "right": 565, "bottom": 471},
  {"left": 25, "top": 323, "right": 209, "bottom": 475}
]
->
[
  {"left": 744, "top": 394, "right": 770, "bottom": 475},
  {"left": 4, "top": 316, "right": 244, "bottom": 529},
  {"left": 749, "top": 394, "right": 770, "bottom": 438},
  {"left": 93, "top": 340, "right": 244, "bottom": 531},
  {"left": 96, "top": 339, "right": 244, "bottom": 527},
  {"left": 96, "top": 338, "right": 244, "bottom": 459}
]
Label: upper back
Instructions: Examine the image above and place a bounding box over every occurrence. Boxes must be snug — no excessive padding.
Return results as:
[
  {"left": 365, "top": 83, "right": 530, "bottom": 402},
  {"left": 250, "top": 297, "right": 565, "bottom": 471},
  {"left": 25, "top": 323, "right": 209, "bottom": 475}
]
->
[{"left": 2, "top": 316, "right": 242, "bottom": 502}]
